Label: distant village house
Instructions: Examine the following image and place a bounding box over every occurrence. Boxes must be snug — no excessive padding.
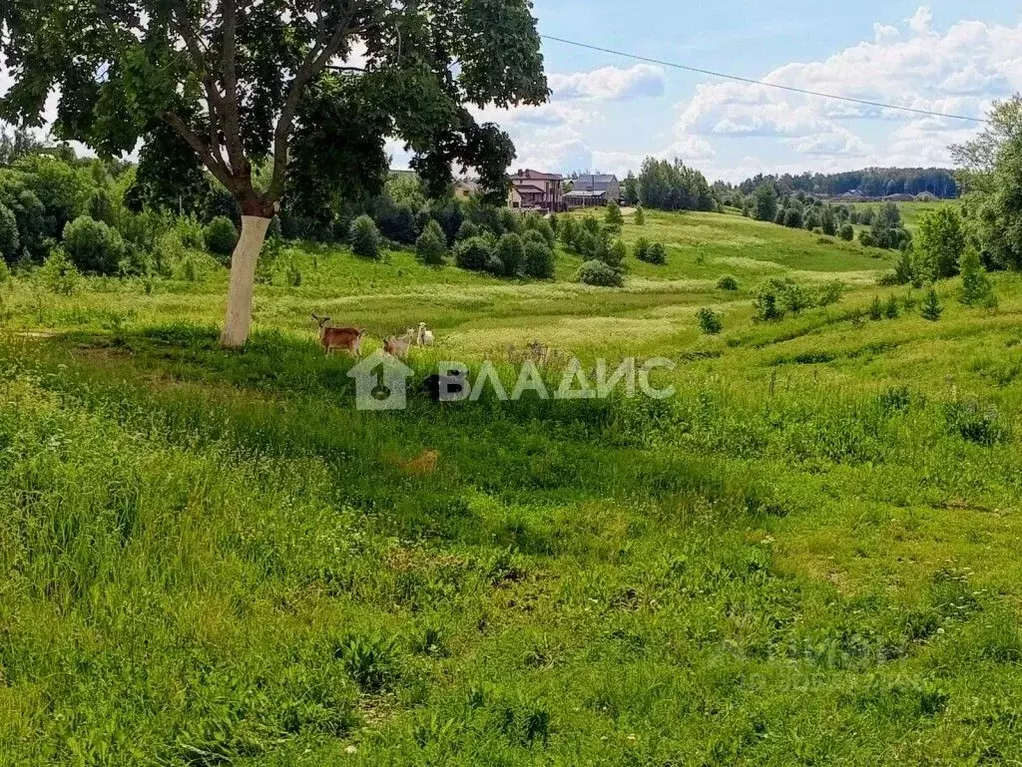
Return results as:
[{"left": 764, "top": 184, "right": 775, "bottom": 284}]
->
[
  {"left": 564, "top": 173, "right": 621, "bottom": 208},
  {"left": 509, "top": 169, "right": 564, "bottom": 211}
]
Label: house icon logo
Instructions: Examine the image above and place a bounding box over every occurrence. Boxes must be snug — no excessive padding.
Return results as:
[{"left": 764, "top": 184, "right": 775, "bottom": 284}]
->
[{"left": 347, "top": 351, "right": 415, "bottom": 411}]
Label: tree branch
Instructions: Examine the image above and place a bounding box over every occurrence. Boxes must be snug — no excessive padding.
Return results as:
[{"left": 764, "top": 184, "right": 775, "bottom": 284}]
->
[
  {"left": 219, "top": 0, "right": 246, "bottom": 175},
  {"left": 266, "top": 10, "right": 359, "bottom": 202},
  {"left": 162, "top": 110, "right": 236, "bottom": 192}
]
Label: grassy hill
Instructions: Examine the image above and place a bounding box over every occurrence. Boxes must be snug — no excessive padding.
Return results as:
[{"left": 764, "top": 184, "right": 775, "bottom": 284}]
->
[{"left": 2, "top": 203, "right": 1022, "bottom": 765}]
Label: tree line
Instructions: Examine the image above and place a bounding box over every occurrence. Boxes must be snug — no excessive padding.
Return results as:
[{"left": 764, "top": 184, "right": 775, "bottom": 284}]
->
[{"left": 733, "top": 168, "right": 959, "bottom": 199}]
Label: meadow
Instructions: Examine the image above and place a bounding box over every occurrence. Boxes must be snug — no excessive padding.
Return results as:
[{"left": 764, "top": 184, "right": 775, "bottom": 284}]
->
[{"left": 2, "top": 204, "right": 1022, "bottom": 766}]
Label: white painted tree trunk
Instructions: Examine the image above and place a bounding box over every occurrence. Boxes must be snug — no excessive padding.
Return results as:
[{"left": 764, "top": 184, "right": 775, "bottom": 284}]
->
[{"left": 220, "top": 215, "right": 271, "bottom": 348}]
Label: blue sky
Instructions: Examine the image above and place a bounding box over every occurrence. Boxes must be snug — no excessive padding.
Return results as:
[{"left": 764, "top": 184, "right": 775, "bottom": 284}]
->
[{"left": 476, "top": 2, "right": 1022, "bottom": 182}]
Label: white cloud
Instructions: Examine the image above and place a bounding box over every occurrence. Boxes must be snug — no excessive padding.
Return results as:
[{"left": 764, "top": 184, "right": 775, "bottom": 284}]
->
[
  {"left": 668, "top": 8, "right": 1020, "bottom": 169},
  {"left": 907, "top": 6, "right": 934, "bottom": 36},
  {"left": 549, "top": 64, "right": 665, "bottom": 102},
  {"left": 874, "top": 24, "right": 900, "bottom": 44}
]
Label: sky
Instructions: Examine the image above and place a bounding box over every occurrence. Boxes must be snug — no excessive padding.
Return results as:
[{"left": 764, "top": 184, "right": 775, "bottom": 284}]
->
[
  {"left": 2, "top": 2, "right": 1019, "bottom": 185},
  {"left": 454, "top": 1, "right": 1022, "bottom": 183}
]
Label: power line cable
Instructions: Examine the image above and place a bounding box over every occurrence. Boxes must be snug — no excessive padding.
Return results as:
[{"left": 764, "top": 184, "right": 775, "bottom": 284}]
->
[{"left": 540, "top": 34, "right": 988, "bottom": 125}]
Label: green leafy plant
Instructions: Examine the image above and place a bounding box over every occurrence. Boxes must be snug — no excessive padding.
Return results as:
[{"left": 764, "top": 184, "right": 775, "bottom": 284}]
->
[
  {"left": 716, "top": 275, "right": 739, "bottom": 291},
  {"left": 415, "top": 220, "right": 448, "bottom": 267},
  {"left": 575, "top": 259, "right": 622, "bottom": 287},
  {"left": 697, "top": 307, "right": 723, "bottom": 335},
  {"left": 921, "top": 288, "right": 943, "bottom": 321}
]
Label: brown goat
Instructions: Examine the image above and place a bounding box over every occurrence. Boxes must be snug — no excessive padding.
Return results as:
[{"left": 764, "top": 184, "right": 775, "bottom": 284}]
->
[
  {"left": 312, "top": 314, "right": 364, "bottom": 356},
  {"left": 383, "top": 331, "right": 414, "bottom": 359}
]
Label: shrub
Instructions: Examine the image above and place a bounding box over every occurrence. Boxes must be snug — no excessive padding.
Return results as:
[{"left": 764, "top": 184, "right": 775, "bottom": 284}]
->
[
  {"left": 483, "top": 254, "right": 505, "bottom": 277},
  {"left": 868, "top": 296, "right": 883, "bottom": 321},
  {"left": 633, "top": 237, "right": 650, "bottom": 263},
  {"left": 39, "top": 247, "right": 80, "bottom": 294},
  {"left": 456, "top": 220, "right": 481, "bottom": 241},
  {"left": 454, "top": 236, "right": 494, "bottom": 272},
  {"left": 959, "top": 248, "right": 993, "bottom": 306},
  {"left": 884, "top": 295, "right": 900, "bottom": 319},
  {"left": 523, "top": 241, "right": 555, "bottom": 279},
  {"left": 0, "top": 203, "right": 20, "bottom": 262},
  {"left": 605, "top": 239, "right": 627, "bottom": 268},
  {"left": 636, "top": 239, "right": 666, "bottom": 265},
  {"left": 175, "top": 216, "right": 206, "bottom": 250},
  {"left": 349, "top": 214, "right": 382, "bottom": 260},
  {"left": 203, "top": 216, "right": 238, "bottom": 261},
  {"left": 558, "top": 216, "right": 579, "bottom": 249},
  {"left": 62, "top": 215, "right": 124, "bottom": 275},
  {"left": 575, "top": 259, "right": 622, "bottom": 287},
  {"left": 781, "top": 282, "right": 814, "bottom": 314},
  {"left": 634, "top": 206, "right": 645, "bottom": 225},
  {"left": 697, "top": 307, "right": 723, "bottom": 335},
  {"left": 876, "top": 271, "right": 900, "bottom": 287},
  {"left": 839, "top": 223, "right": 854, "bottom": 241},
  {"left": 496, "top": 207, "right": 520, "bottom": 235},
  {"left": 859, "top": 231, "right": 876, "bottom": 248},
  {"left": 523, "top": 216, "right": 555, "bottom": 249},
  {"left": 783, "top": 208, "right": 803, "bottom": 229},
  {"left": 86, "top": 187, "right": 115, "bottom": 225},
  {"left": 716, "top": 275, "right": 739, "bottom": 291},
  {"left": 0, "top": 260, "right": 9, "bottom": 284},
  {"left": 415, "top": 220, "right": 447, "bottom": 267},
  {"left": 496, "top": 232, "right": 525, "bottom": 276},
  {"left": 774, "top": 208, "right": 787, "bottom": 226},
  {"left": 817, "top": 280, "right": 844, "bottom": 306},
  {"left": 522, "top": 229, "right": 547, "bottom": 249},
  {"left": 605, "top": 200, "right": 623, "bottom": 228},
  {"left": 920, "top": 288, "right": 943, "bottom": 321}
]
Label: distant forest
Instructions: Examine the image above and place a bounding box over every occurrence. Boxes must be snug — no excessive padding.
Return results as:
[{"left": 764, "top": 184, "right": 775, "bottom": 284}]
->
[{"left": 735, "top": 168, "right": 959, "bottom": 199}]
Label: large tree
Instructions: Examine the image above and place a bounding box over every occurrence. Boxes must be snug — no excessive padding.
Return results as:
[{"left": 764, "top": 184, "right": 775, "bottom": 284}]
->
[
  {"left": 952, "top": 95, "right": 1022, "bottom": 271},
  {"left": 1, "top": 0, "right": 547, "bottom": 345}
]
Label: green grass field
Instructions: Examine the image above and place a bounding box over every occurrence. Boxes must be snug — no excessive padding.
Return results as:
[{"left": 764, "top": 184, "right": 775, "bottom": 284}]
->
[{"left": 3, "top": 203, "right": 1022, "bottom": 765}]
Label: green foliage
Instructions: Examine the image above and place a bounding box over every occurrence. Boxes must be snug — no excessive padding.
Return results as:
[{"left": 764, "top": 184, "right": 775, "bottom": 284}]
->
[
  {"left": 696, "top": 307, "right": 723, "bottom": 334},
  {"left": 62, "top": 215, "right": 124, "bottom": 275},
  {"left": 839, "top": 223, "right": 854, "bottom": 241},
  {"left": 754, "top": 184, "right": 779, "bottom": 222},
  {"left": 495, "top": 233, "right": 525, "bottom": 276},
  {"left": 783, "top": 207, "right": 804, "bottom": 229},
  {"left": 952, "top": 96, "right": 1022, "bottom": 270},
  {"left": 817, "top": 280, "right": 844, "bottom": 307},
  {"left": 959, "top": 248, "right": 993, "bottom": 306},
  {"left": 716, "top": 275, "right": 739, "bottom": 291},
  {"left": 457, "top": 220, "right": 482, "bottom": 242},
  {"left": 622, "top": 171, "right": 639, "bottom": 206},
  {"left": 415, "top": 220, "right": 448, "bottom": 267},
  {"left": 921, "top": 288, "right": 944, "bottom": 321},
  {"left": 634, "top": 238, "right": 666, "bottom": 265},
  {"left": 522, "top": 215, "right": 555, "bottom": 249},
  {"left": 754, "top": 277, "right": 816, "bottom": 321},
  {"left": 634, "top": 206, "right": 645, "bottom": 225},
  {"left": 203, "top": 216, "right": 239, "bottom": 261},
  {"left": 917, "top": 207, "right": 967, "bottom": 278},
  {"left": 885, "top": 295, "right": 901, "bottom": 319},
  {"left": 820, "top": 206, "right": 838, "bottom": 236},
  {"left": 454, "top": 236, "right": 494, "bottom": 272},
  {"left": 605, "top": 200, "right": 623, "bottom": 228},
  {"left": 575, "top": 259, "right": 622, "bottom": 287},
  {"left": 349, "top": 215, "right": 382, "bottom": 260},
  {"left": 869, "top": 296, "right": 883, "bottom": 321},
  {"left": 0, "top": 203, "right": 20, "bottom": 261},
  {"left": 605, "top": 239, "right": 627, "bottom": 269},
  {"left": 38, "top": 246, "right": 80, "bottom": 294},
  {"left": 638, "top": 157, "right": 714, "bottom": 212},
  {"left": 523, "top": 240, "right": 555, "bottom": 279}
]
